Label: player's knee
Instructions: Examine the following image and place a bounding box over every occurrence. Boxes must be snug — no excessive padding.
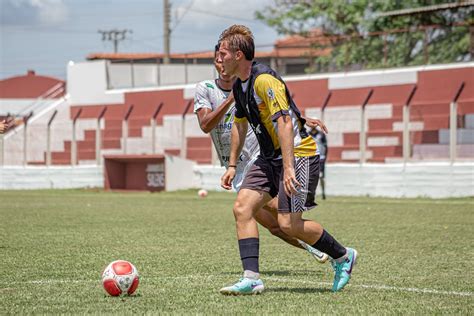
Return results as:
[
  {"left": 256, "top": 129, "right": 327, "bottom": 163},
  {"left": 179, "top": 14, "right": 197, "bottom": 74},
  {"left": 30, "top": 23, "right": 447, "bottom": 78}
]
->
[
  {"left": 278, "top": 221, "right": 293, "bottom": 236},
  {"left": 233, "top": 199, "right": 251, "bottom": 222}
]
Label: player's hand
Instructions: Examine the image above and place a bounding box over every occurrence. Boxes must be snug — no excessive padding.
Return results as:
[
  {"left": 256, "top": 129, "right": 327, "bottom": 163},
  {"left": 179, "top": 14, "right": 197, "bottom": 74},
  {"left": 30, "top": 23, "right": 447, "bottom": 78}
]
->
[
  {"left": 0, "top": 120, "right": 7, "bottom": 134},
  {"left": 283, "top": 167, "right": 300, "bottom": 196},
  {"left": 221, "top": 167, "right": 236, "bottom": 190},
  {"left": 305, "top": 117, "right": 328, "bottom": 134}
]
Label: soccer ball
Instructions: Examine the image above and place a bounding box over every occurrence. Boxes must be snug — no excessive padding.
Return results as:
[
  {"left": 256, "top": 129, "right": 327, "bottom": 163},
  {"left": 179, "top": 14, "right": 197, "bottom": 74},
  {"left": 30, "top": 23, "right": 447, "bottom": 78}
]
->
[
  {"left": 198, "top": 189, "right": 208, "bottom": 198},
  {"left": 102, "top": 260, "right": 139, "bottom": 296}
]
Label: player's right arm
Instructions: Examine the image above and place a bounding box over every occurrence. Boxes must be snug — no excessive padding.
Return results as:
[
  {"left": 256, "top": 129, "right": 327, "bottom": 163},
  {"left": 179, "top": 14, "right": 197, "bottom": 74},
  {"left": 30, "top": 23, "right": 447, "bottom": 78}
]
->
[
  {"left": 221, "top": 107, "right": 248, "bottom": 190},
  {"left": 194, "top": 82, "right": 234, "bottom": 133}
]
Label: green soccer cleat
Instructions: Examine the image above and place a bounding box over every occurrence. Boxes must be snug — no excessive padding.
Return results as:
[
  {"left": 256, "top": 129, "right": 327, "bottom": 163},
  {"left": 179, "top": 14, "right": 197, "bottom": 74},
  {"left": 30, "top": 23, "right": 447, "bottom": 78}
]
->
[
  {"left": 332, "top": 247, "right": 358, "bottom": 292},
  {"left": 219, "top": 277, "right": 264, "bottom": 295}
]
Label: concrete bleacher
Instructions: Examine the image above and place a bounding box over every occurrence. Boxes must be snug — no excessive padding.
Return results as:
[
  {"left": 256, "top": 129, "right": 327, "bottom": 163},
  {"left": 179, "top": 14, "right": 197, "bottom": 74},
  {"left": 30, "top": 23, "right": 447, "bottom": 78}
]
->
[{"left": 2, "top": 62, "right": 472, "bottom": 166}]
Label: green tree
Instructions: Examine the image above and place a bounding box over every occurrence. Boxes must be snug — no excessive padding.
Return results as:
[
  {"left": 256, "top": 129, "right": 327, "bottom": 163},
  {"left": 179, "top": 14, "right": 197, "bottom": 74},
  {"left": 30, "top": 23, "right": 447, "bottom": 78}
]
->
[{"left": 255, "top": 0, "right": 473, "bottom": 72}]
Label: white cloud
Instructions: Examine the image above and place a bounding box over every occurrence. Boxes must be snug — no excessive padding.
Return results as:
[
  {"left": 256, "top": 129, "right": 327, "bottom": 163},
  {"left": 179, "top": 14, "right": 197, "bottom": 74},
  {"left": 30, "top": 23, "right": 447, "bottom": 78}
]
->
[
  {"left": 1, "top": 0, "right": 68, "bottom": 25},
  {"left": 31, "top": 0, "right": 68, "bottom": 24}
]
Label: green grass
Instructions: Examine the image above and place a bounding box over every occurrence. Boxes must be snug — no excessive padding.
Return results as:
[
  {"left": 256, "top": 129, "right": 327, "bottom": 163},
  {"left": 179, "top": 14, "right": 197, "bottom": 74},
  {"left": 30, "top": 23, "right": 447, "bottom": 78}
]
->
[{"left": 0, "top": 189, "right": 473, "bottom": 314}]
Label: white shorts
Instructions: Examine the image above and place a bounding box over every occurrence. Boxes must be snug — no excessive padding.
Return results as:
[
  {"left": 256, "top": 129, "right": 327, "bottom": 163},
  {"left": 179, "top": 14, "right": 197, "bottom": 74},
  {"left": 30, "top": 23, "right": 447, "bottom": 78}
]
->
[{"left": 232, "top": 156, "right": 258, "bottom": 192}]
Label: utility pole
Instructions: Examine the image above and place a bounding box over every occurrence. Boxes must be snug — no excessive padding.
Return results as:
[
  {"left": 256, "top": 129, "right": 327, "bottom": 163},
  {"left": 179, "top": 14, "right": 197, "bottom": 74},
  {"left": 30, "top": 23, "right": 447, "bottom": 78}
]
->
[
  {"left": 98, "top": 29, "right": 133, "bottom": 53},
  {"left": 163, "top": 0, "right": 171, "bottom": 64}
]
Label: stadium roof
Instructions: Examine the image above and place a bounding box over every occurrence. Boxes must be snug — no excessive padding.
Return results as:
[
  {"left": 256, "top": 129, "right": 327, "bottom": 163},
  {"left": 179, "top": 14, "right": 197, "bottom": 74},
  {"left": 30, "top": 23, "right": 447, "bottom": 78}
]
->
[{"left": 87, "top": 30, "right": 332, "bottom": 62}]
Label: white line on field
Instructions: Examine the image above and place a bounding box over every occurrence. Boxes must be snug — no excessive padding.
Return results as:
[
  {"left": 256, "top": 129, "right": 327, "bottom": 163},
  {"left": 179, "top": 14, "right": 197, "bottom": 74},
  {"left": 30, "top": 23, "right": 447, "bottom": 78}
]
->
[
  {"left": 2, "top": 275, "right": 472, "bottom": 297},
  {"left": 266, "top": 277, "right": 473, "bottom": 297}
]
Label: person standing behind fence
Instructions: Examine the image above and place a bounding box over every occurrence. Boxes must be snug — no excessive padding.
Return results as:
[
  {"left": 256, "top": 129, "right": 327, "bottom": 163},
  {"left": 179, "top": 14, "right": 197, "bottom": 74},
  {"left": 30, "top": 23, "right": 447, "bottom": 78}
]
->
[{"left": 310, "top": 127, "right": 328, "bottom": 200}]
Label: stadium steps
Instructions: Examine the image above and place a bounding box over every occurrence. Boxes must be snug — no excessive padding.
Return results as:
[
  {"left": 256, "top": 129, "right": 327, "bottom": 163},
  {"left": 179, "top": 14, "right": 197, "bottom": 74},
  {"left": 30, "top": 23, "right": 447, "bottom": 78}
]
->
[
  {"left": 412, "top": 144, "right": 474, "bottom": 159},
  {"left": 438, "top": 128, "right": 474, "bottom": 144},
  {"left": 368, "top": 118, "right": 401, "bottom": 131},
  {"left": 186, "top": 137, "right": 212, "bottom": 164},
  {"left": 164, "top": 148, "right": 180, "bottom": 156},
  {"left": 51, "top": 151, "right": 72, "bottom": 164},
  {"left": 127, "top": 118, "right": 149, "bottom": 137}
]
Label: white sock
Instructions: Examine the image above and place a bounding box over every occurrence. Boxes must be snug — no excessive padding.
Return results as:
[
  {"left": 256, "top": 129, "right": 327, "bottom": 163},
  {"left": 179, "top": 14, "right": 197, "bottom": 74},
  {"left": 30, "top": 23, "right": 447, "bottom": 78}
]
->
[{"left": 243, "top": 270, "right": 260, "bottom": 280}]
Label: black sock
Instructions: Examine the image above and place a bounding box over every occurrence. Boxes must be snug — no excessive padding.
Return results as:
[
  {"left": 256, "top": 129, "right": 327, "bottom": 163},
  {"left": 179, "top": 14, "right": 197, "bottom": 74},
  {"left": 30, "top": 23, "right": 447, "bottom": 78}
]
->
[
  {"left": 312, "top": 230, "right": 346, "bottom": 260},
  {"left": 238, "top": 238, "right": 259, "bottom": 273}
]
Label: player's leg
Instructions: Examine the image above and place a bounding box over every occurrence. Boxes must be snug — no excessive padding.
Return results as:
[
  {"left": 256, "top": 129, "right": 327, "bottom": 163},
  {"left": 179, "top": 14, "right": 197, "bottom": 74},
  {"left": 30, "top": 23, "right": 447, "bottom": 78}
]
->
[
  {"left": 278, "top": 155, "right": 357, "bottom": 292},
  {"left": 220, "top": 188, "right": 270, "bottom": 295},
  {"left": 254, "top": 197, "right": 301, "bottom": 248},
  {"left": 255, "top": 198, "right": 328, "bottom": 262},
  {"left": 220, "top": 157, "right": 274, "bottom": 295}
]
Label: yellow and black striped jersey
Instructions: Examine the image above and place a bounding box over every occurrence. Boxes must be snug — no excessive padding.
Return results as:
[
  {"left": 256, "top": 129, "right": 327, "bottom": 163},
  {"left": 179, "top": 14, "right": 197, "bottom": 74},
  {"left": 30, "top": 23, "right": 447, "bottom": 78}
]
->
[{"left": 233, "top": 62, "right": 318, "bottom": 160}]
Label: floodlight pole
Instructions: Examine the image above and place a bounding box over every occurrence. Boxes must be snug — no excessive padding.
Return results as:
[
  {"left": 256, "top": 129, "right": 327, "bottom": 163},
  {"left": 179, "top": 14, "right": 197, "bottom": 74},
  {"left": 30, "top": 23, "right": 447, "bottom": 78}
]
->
[
  {"left": 46, "top": 110, "right": 58, "bottom": 166},
  {"left": 450, "top": 82, "right": 465, "bottom": 164},
  {"left": 151, "top": 102, "right": 164, "bottom": 154},
  {"left": 181, "top": 100, "right": 193, "bottom": 159},
  {"left": 360, "top": 90, "right": 373, "bottom": 164},
  {"left": 96, "top": 107, "right": 107, "bottom": 165},
  {"left": 123, "top": 105, "right": 134, "bottom": 154},
  {"left": 23, "top": 112, "right": 33, "bottom": 166},
  {"left": 403, "top": 86, "right": 417, "bottom": 164},
  {"left": 321, "top": 92, "right": 332, "bottom": 123},
  {"left": 71, "top": 108, "right": 82, "bottom": 166}
]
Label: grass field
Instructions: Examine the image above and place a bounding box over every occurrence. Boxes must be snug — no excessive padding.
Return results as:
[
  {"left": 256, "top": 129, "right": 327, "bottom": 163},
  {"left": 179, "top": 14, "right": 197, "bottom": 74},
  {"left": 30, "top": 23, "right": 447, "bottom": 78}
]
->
[{"left": 0, "top": 189, "right": 473, "bottom": 314}]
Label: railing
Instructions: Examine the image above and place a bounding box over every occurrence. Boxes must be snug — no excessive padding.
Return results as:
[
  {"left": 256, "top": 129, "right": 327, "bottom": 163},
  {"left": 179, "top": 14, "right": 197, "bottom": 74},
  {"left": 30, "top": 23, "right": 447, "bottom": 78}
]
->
[
  {"left": 105, "top": 60, "right": 218, "bottom": 90},
  {"left": 16, "top": 82, "right": 65, "bottom": 118}
]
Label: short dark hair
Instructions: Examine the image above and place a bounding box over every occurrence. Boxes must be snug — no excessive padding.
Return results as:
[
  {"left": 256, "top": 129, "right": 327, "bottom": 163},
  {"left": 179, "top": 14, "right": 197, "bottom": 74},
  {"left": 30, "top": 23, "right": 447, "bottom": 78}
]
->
[
  {"left": 214, "top": 43, "right": 220, "bottom": 57},
  {"left": 219, "top": 25, "right": 254, "bottom": 61}
]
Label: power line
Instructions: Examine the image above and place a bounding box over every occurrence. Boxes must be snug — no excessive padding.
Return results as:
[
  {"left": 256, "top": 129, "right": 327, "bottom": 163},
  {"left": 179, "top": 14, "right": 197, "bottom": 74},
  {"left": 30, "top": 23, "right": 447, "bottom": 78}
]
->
[
  {"left": 171, "top": 0, "right": 196, "bottom": 32},
  {"left": 188, "top": 8, "right": 257, "bottom": 23},
  {"left": 98, "top": 29, "right": 133, "bottom": 53}
]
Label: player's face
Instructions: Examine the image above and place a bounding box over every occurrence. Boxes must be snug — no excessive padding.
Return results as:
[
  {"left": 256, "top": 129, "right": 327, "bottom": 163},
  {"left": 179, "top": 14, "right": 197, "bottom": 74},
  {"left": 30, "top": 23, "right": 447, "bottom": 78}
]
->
[
  {"left": 217, "top": 41, "right": 238, "bottom": 76},
  {"left": 214, "top": 54, "right": 232, "bottom": 81}
]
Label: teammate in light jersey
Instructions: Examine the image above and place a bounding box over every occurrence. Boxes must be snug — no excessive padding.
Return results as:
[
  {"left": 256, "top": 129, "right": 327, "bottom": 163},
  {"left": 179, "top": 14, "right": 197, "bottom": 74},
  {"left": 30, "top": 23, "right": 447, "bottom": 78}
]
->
[{"left": 194, "top": 44, "right": 329, "bottom": 262}]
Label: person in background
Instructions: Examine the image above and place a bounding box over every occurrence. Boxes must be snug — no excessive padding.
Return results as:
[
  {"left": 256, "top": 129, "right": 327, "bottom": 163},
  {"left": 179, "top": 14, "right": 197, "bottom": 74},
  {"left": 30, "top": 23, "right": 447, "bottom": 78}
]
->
[{"left": 310, "top": 127, "right": 328, "bottom": 200}]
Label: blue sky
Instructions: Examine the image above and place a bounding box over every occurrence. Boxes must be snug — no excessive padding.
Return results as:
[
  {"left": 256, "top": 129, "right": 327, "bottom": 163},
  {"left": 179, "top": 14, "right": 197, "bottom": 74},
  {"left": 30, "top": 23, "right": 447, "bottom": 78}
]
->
[{"left": 0, "top": 0, "right": 278, "bottom": 79}]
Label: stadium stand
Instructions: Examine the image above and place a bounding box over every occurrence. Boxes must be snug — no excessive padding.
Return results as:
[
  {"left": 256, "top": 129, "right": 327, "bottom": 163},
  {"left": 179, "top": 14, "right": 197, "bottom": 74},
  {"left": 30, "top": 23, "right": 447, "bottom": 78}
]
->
[{"left": 1, "top": 63, "right": 472, "bottom": 166}]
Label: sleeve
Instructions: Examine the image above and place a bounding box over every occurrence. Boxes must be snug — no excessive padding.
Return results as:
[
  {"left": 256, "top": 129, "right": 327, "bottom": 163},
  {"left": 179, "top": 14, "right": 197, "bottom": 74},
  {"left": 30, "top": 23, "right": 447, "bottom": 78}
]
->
[
  {"left": 253, "top": 74, "right": 289, "bottom": 122},
  {"left": 193, "top": 82, "right": 212, "bottom": 113},
  {"left": 233, "top": 88, "right": 247, "bottom": 123}
]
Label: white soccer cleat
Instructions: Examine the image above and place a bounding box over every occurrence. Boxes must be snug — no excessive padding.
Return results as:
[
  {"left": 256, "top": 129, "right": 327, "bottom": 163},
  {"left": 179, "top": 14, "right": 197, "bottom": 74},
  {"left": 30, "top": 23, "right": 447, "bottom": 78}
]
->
[
  {"left": 297, "top": 239, "right": 329, "bottom": 263},
  {"left": 219, "top": 277, "right": 264, "bottom": 295}
]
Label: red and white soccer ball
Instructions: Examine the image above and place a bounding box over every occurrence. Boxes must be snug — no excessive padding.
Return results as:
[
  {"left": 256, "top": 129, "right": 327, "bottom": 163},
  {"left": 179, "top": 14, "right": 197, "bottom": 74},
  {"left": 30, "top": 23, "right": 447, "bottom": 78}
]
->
[
  {"left": 198, "top": 189, "right": 208, "bottom": 198},
  {"left": 102, "top": 260, "right": 139, "bottom": 296}
]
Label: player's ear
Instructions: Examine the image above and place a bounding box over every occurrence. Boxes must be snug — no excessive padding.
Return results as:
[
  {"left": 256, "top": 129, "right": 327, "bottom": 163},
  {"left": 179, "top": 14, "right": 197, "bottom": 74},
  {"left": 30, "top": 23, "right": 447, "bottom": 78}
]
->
[{"left": 235, "top": 50, "right": 243, "bottom": 61}]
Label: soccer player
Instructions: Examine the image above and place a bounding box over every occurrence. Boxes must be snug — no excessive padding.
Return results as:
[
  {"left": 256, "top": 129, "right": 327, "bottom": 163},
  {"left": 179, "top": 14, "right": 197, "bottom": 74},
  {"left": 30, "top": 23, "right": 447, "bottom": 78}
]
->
[
  {"left": 194, "top": 44, "right": 329, "bottom": 262},
  {"left": 218, "top": 25, "right": 357, "bottom": 295},
  {"left": 310, "top": 127, "right": 328, "bottom": 199}
]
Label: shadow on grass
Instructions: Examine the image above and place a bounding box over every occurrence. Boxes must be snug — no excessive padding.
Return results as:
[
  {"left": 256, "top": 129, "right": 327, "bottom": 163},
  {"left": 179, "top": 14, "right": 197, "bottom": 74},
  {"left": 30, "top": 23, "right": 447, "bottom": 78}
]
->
[
  {"left": 220, "top": 270, "right": 322, "bottom": 277},
  {"left": 267, "top": 287, "right": 332, "bottom": 294},
  {"left": 103, "top": 293, "right": 143, "bottom": 300}
]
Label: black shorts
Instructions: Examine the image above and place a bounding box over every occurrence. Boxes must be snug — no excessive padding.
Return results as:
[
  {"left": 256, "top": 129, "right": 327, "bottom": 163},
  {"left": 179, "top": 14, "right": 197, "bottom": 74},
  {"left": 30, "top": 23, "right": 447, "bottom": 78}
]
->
[
  {"left": 278, "top": 155, "right": 319, "bottom": 213},
  {"left": 240, "top": 155, "right": 282, "bottom": 198}
]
